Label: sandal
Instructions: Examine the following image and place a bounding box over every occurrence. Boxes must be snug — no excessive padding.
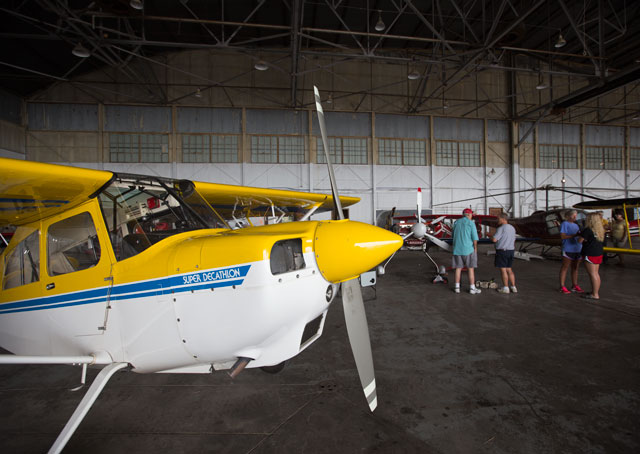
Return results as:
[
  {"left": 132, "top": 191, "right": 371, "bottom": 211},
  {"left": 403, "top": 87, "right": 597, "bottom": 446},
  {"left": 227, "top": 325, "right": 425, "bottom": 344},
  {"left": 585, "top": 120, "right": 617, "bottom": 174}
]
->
[{"left": 581, "top": 294, "right": 600, "bottom": 300}]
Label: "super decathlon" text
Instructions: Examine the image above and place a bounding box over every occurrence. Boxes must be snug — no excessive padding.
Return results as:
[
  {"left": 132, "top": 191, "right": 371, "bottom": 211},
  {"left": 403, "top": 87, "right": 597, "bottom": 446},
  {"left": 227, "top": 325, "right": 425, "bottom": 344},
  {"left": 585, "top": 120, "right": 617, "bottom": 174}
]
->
[{"left": 182, "top": 267, "right": 241, "bottom": 285}]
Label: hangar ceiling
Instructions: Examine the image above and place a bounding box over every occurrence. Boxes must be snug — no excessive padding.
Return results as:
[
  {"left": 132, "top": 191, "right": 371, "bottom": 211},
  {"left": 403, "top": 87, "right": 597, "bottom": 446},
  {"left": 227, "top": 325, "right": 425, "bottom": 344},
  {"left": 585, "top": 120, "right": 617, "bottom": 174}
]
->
[{"left": 1, "top": 0, "right": 640, "bottom": 124}]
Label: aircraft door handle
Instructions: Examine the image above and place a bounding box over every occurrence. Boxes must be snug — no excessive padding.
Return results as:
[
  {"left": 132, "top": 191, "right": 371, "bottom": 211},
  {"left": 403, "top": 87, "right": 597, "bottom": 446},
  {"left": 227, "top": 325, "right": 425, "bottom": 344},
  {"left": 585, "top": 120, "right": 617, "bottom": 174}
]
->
[{"left": 46, "top": 283, "right": 55, "bottom": 290}]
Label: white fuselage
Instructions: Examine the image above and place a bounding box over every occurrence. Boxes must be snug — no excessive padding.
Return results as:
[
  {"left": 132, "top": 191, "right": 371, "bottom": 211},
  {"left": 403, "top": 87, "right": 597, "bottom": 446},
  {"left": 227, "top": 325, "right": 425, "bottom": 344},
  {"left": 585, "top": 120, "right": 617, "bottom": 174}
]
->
[{"left": 0, "top": 250, "right": 337, "bottom": 374}]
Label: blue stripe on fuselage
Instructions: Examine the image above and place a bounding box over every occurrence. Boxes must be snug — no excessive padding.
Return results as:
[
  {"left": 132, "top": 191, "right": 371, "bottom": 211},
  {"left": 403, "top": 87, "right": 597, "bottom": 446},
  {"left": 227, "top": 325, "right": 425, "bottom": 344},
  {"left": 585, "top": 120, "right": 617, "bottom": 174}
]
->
[{"left": 0, "top": 265, "right": 251, "bottom": 315}]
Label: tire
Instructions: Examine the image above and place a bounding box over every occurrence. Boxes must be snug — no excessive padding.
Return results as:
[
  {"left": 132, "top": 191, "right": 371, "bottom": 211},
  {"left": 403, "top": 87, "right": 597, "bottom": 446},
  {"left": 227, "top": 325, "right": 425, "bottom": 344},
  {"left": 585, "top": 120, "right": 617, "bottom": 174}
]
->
[{"left": 260, "top": 361, "right": 286, "bottom": 374}]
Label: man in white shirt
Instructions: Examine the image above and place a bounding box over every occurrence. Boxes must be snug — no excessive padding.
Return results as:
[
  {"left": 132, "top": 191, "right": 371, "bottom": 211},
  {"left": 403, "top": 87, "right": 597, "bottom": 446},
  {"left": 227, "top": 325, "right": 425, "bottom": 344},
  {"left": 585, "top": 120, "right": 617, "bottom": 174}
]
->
[{"left": 491, "top": 213, "right": 517, "bottom": 294}]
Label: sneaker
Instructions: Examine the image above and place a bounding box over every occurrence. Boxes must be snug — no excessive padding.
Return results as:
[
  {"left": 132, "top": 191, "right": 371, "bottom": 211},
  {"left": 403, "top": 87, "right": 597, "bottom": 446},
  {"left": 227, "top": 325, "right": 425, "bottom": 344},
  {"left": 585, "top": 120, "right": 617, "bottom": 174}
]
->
[
  {"left": 469, "top": 288, "right": 481, "bottom": 294},
  {"left": 560, "top": 286, "right": 571, "bottom": 294},
  {"left": 571, "top": 285, "right": 584, "bottom": 294},
  {"left": 497, "top": 287, "right": 510, "bottom": 294},
  {"left": 454, "top": 287, "right": 460, "bottom": 294},
  {"left": 509, "top": 286, "right": 518, "bottom": 293}
]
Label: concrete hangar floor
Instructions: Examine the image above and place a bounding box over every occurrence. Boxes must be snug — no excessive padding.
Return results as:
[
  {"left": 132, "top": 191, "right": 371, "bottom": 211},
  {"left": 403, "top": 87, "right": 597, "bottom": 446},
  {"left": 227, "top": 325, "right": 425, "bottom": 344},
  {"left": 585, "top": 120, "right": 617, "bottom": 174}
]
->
[{"left": 0, "top": 245, "right": 638, "bottom": 454}]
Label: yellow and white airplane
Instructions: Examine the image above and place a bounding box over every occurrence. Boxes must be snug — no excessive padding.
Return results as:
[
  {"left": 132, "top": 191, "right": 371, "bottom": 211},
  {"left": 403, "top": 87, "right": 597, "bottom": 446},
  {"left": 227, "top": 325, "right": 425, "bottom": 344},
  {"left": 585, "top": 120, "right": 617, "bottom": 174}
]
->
[{"left": 0, "top": 87, "right": 403, "bottom": 453}]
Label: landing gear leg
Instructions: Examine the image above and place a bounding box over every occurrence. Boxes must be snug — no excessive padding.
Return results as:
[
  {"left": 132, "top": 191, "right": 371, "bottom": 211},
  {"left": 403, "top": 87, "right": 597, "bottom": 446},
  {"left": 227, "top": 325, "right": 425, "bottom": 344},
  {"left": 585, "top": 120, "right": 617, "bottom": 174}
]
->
[{"left": 49, "top": 362, "right": 129, "bottom": 454}]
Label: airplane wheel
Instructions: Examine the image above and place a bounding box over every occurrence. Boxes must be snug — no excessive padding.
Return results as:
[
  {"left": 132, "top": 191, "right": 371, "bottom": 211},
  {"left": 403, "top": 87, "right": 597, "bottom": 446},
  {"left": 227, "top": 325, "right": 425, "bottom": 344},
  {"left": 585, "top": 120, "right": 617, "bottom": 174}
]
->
[{"left": 260, "top": 361, "right": 286, "bottom": 374}]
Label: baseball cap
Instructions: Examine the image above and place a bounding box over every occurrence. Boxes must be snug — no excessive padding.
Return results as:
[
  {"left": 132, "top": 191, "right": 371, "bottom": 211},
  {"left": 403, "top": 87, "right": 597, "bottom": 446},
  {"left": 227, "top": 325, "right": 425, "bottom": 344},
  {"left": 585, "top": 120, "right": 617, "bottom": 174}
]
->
[{"left": 462, "top": 208, "right": 474, "bottom": 215}]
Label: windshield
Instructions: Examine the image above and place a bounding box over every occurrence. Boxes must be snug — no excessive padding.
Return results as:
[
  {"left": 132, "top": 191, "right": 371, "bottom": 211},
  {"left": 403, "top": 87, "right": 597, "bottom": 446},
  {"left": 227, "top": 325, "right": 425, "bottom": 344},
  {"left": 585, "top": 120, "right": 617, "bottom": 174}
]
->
[{"left": 98, "top": 175, "right": 226, "bottom": 261}]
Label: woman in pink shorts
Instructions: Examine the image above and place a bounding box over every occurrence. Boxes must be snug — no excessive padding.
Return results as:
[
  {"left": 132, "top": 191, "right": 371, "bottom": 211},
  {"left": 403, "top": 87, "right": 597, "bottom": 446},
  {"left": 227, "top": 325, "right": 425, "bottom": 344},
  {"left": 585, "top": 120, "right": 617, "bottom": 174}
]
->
[{"left": 577, "top": 213, "right": 605, "bottom": 300}]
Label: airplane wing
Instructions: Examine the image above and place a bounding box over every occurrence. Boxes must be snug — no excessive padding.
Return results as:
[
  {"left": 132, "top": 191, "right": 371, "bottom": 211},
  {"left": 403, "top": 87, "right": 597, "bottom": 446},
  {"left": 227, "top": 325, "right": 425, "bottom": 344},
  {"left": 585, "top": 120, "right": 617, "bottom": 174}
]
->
[
  {"left": 0, "top": 157, "right": 113, "bottom": 226},
  {"left": 573, "top": 198, "right": 640, "bottom": 209},
  {"left": 194, "top": 181, "right": 360, "bottom": 218}
]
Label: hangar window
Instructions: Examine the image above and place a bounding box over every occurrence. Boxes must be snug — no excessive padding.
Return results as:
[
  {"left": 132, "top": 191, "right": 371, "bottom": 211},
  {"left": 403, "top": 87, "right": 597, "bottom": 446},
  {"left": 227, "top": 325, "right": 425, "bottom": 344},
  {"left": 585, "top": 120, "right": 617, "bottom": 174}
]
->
[
  {"left": 539, "top": 145, "right": 578, "bottom": 169},
  {"left": 631, "top": 148, "right": 640, "bottom": 171},
  {"left": 3, "top": 230, "right": 40, "bottom": 290},
  {"left": 585, "top": 146, "right": 622, "bottom": 170},
  {"left": 251, "top": 135, "right": 305, "bottom": 163},
  {"left": 378, "top": 139, "right": 426, "bottom": 166},
  {"left": 182, "top": 134, "right": 239, "bottom": 163},
  {"left": 47, "top": 212, "right": 101, "bottom": 276},
  {"left": 435, "top": 140, "right": 480, "bottom": 167},
  {"left": 317, "top": 137, "right": 368, "bottom": 164},
  {"left": 109, "top": 133, "right": 169, "bottom": 163}
]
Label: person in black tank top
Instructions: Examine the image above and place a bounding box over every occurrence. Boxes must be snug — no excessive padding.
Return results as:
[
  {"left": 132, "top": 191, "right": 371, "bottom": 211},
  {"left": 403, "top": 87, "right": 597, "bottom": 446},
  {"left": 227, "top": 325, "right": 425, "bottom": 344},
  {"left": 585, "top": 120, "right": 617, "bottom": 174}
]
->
[{"left": 577, "top": 213, "right": 604, "bottom": 300}]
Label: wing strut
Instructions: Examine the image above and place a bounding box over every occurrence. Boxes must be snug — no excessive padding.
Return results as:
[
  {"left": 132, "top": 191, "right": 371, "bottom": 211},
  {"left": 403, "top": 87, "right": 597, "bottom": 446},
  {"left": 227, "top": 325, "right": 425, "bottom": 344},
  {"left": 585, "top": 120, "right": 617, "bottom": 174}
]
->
[{"left": 49, "top": 362, "right": 128, "bottom": 454}]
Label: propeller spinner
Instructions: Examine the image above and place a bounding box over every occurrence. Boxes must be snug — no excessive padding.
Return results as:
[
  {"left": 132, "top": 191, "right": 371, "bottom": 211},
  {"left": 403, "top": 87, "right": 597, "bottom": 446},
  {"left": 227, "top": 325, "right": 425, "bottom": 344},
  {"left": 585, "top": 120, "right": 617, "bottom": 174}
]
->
[{"left": 410, "top": 188, "right": 450, "bottom": 252}]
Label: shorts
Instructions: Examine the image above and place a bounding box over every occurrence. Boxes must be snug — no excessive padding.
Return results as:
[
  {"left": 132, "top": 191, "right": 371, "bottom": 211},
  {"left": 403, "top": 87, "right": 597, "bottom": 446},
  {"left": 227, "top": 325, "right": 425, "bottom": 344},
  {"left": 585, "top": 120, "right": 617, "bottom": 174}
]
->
[
  {"left": 494, "top": 249, "right": 514, "bottom": 268},
  {"left": 613, "top": 239, "right": 628, "bottom": 248},
  {"left": 452, "top": 252, "right": 477, "bottom": 269},
  {"left": 562, "top": 251, "right": 582, "bottom": 261},
  {"left": 584, "top": 255, "right": 603, "bottom": 264}
]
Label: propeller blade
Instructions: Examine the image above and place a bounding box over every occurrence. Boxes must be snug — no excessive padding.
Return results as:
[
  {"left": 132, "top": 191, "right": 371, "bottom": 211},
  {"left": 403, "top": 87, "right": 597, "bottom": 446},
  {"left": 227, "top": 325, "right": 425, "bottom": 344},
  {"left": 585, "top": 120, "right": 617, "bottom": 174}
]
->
[
  {"left": 314, "top": 85, "right": 378, "bottom": 412},
  {"left": 416, "top": 187, "right": 422, "bottom": 222},
  {"left": 342, "top": 279, "right": 377, "bottom": 411},
  {"left": 424, "top": 232, "right": 451, "bottom": 252},
  {"left": 314, "top": 85, "right": 344, "bottom": 220}
]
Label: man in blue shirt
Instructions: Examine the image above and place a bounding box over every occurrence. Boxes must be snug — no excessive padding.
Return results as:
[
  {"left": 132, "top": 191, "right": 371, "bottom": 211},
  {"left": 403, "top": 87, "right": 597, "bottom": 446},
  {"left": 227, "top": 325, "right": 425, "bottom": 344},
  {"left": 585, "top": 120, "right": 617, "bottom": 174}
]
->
[
  {"left": 559, "top": 209, "right": 583, "bottom": 294},
  {"left": 452, "top": 208, "right": 480, "bottom": 294}
]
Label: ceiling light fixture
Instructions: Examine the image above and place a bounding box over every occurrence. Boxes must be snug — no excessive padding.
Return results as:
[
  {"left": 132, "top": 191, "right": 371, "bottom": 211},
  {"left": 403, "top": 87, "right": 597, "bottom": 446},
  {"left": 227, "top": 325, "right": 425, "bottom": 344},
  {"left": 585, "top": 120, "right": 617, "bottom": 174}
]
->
[
  {"left": 555, "top": 33, "right": 566, "bottom": 48},
  {"left": 254, "top": 60, "right": 268, "bottom": 71},
  {"left": 561, "top": 177, "right": 566, "bottom": 184},
  {"left": 374, "top": 11, "right": 385, "bottom": 32},
  {"left": 326, "top": 94, "right": 333, "bottom": 104},
  {"left": 443, "top": 101, "right": 449, "bottom": 110},
  {"left": 130, "top": 0, "right": 144, "bottom": 10},
  {"left": 536, "top": 72, "right": 548, "bottom": 90},
  {"left": 72, "top": 43, "right": 90, "bottom": 58},
  {"left": 407, "top": 69, "right": 420, "bottom": 80},
  {"left": 194, "top": 88, "right": 202, "bottom": 98}
]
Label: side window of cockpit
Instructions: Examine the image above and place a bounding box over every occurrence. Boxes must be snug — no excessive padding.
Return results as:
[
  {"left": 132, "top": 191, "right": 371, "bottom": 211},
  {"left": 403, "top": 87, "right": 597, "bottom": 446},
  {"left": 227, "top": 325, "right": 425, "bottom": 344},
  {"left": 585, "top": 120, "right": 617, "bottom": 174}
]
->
[
  {"left": 47, "top": 212, "right": 101, "bottom": 276},
  {"left": 270, "top": 239, "right": 305, "bottom": 275},
  {"left": 3, "top": 231, "right": 40, "bottom": 290},
  {"left": 546, "top": 214, "right": 561, "bottom": 235}
]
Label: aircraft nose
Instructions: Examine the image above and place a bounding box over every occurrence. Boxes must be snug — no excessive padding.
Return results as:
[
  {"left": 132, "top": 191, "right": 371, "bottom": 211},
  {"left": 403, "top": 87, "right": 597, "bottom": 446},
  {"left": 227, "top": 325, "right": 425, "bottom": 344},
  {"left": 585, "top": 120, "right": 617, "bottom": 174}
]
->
[{"left": 314, "top": 220, "right": 403, "bottom": 283}]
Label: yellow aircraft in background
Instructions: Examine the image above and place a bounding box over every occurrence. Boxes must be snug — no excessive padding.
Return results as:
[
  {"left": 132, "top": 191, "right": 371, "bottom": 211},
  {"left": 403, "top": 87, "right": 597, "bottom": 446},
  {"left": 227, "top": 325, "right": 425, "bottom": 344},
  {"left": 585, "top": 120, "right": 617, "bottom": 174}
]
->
[
  {"left": 0, "top": 87, "right": 403, "bottom": 453},
  {"left": 574, "top": 198, "right": 640, "bottom": 255}
]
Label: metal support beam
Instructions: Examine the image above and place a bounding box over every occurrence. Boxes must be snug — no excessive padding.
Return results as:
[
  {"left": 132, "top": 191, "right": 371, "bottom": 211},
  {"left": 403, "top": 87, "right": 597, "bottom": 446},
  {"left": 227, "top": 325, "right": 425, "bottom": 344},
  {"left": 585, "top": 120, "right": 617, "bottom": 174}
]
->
[
  {"left": 557, "top": 0, "right": 600, "bottom": 74},
  {"left": 290, "top": 0, "right": 302, "bottom": 107}
]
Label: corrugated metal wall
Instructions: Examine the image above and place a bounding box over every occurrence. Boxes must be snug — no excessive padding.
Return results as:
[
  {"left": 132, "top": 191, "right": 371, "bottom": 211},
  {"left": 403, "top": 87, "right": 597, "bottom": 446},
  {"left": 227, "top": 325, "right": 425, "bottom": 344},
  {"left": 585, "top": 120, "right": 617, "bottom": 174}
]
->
[
  {"left": 177, "top": 107, "right": 241, "bottom": 133},
  {"left": 18, "top": 101, "right": 640, "bottom": 223},
  {"left": 246, "top": 109, "right": 308, "bottom": 135},
  {"left": 0, "top": 89, "right": 21, "bottom": 125},
  {"left": 487, "top": 120, "right": 509, "bottom": 143},
  {"left": 538, "top": 122, "right": 580, "bottom": 144},
  {"left": 631, "top": 128, "right": 640, "bottom": 147},
  {"left": 585, "top": 125, "right": 625, "bottom": 146},
  {"left": 28, "top": 103, "right": 98, "bottom": 131},
  {"left": 376, "top": 114, "right": 429, "bottom": 139},
  {"left": 311, "top": 112, "right": 371, "bottom": 136},
  {"left": 433, "top": 117, "right": 483, "bottom": 140},
  {"left": 104, "top": 105, "right": 171, "bottom": 132},
  {"left": 519, "top": 122, "right": 534, "bottom": 143}
]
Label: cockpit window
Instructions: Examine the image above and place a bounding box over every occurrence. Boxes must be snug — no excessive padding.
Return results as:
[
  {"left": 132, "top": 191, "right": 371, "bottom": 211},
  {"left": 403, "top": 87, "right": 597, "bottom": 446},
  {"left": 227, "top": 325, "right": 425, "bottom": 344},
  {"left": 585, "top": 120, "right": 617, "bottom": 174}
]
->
[
  {"left": 3, "top": 229, "right": 40, "bottom": 290},
  {"left": 98, "top": 175, "right": 226, "bottom": 261},
  {"left": 545, "top": 214, "right": 561, "bottom": 235}
]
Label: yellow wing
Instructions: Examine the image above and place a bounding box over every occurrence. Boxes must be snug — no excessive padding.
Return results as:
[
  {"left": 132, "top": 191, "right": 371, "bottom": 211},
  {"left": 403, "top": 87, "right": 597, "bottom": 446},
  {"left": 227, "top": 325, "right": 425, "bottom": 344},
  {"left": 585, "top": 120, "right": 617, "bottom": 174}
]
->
[
  {"left": 193, "top": 181, "right": 360, "bottom": 218},
  {"left": 0, "top": 157, "right": 113, "bottom": 226},
  {"left": 0, "top": 157, "right": 360, "bottom": 227}
]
